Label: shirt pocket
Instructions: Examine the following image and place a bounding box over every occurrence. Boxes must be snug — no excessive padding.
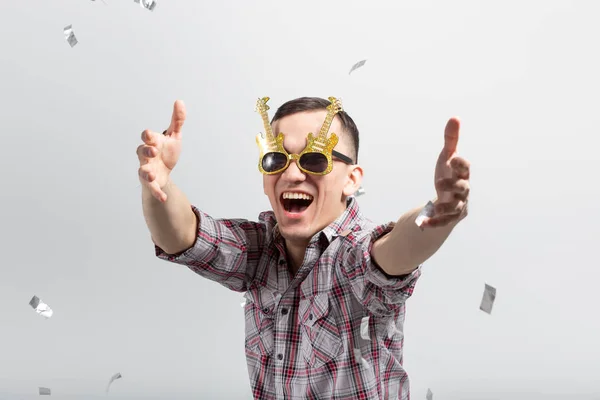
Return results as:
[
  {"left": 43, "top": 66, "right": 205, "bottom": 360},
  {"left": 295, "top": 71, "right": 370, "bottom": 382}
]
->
[
  {"left": 299, "top": 293, "right": 343, "bottom": 369},
  {"left": 244, "top": 292, "right": 274, "bottom": 358}
]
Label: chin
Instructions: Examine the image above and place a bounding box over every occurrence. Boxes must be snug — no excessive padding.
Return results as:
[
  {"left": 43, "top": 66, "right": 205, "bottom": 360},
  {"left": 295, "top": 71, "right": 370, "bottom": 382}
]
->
[{"left": 277, "top": 223, "right": 315, "bottom": 243}]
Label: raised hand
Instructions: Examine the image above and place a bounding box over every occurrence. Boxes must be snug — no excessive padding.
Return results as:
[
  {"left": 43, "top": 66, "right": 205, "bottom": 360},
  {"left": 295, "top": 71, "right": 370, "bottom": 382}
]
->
[
  {"left": 137, "top": 100, "right": 186, "bottom": 203},
  {"left": 423, "top": 117, "right": 471, "bottom": 228}
]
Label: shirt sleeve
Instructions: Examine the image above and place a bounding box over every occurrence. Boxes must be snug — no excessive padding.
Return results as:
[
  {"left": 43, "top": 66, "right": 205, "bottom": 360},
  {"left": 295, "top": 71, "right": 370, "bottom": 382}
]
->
[
  {"left": 154, "top": 205, "right": 267, "bottom": 292},
  {"left": 341, "top": 222, "right": 422, "bottom": 316}
]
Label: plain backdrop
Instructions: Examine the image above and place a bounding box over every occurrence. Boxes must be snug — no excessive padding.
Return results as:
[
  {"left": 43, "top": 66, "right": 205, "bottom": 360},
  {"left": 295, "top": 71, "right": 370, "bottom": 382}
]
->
[{"left": 0, "top": 0, "right": 598, "bottom": 398}]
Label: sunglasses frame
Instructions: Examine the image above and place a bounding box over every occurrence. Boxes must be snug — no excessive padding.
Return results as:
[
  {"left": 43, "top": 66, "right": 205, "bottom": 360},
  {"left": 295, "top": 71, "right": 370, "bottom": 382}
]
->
[{"left": 259, "top": 147, "right": 354, "bottom": 176}]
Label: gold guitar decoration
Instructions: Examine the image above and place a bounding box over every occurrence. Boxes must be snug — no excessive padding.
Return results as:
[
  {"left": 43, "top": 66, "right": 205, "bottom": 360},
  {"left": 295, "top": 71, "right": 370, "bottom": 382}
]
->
[{"left": 255, "top": 96, "right": 345, "bottom": 175}]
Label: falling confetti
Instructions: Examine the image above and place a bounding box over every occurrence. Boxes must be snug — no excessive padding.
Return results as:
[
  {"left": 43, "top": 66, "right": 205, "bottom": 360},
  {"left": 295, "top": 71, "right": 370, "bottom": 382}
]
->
[
  {"left": 134, "top": 0, "right": 156, "bottom": 11},
  {"left": 106, "top": 372, "right": 122, "bottom": 393},
  {"left": 359, "top": 316, "right": 370, "bottom": 341},
  {"left": 415, "top": 201, "right": 435, "bottom": 227},
  {"left": 479, "top": 283, "right": 496, "bottom": 314},
  {"left": 426, "top": 388, "right": 433, "bottom": 400},
  {"left": 63, "top": 25, "right": 78, "bottom": 48},
  {"left": 353, "top": 348, "right": 370, "bottom": 369},
  {"left": 349, "top": 59, "right": 366, "bottom": 75},
  {"left": 29, "top": 296, "right": 53, "bottom": 319},
  {"left": 355, "top": 186, "right": 366, "bottom": 197},
  {"left": 38, "top": 387, "right": 51, "bottom": 395}
]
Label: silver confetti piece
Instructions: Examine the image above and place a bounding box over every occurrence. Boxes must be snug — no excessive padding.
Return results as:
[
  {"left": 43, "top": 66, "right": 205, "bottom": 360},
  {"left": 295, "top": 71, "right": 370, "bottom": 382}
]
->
[
  {"left": 29, "top": 295, "right": 40, "bottom": 309},
  {"left": 349, "top": 59, "right": 367, "bottom": 75},
  {"left": 479, "top": 283, "right": 496, "bottom": 314},
  {"left": 353, "top": 348, "right": 370, "bottom": 369},
  {"left": 426, "top": 388, "right": 433, "bottom": 400},
  {"left": 241, "top": 292, "right": 251, "bottom": 308},
  {"left": 29, "top": 295, "right": 53, "bottom": 319},
  {"left": 63, "top": 25, "right": 78, "bottom": 48},
  {"left": 415, "top": 201, "right": 435, "bottom": 227},
  {"left": 359, "top": 316, "right": 370, "bottom": 341},
  {"left": 106, "top": 372, "right": 122, "bottom": 393},
  {"left": 134, "top": 0, "right": 156, "bottom": 11},
  {"left": 355, "top": 186, "right": 366, "bottom": 197},
  {"left": 38, "top": 387, "right": 51, "bottom": 395}
]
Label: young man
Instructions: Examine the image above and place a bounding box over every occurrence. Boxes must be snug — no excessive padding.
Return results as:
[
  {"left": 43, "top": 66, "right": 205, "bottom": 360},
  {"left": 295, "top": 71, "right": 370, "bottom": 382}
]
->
[{"left": 137, "top": 96, "right": 471, "bottom": 399}]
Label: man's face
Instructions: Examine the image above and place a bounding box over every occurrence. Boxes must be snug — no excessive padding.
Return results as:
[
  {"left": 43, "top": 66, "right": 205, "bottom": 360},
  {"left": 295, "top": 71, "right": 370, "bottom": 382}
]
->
[{"left": 262, "top": 110, "right": 362, "bottom": 245}]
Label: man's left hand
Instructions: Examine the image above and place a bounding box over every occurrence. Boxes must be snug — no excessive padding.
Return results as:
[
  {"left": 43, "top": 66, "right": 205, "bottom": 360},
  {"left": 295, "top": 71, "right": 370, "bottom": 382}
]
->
[{"left": 422, "top": 117, "right": 471, "bottom": 228}]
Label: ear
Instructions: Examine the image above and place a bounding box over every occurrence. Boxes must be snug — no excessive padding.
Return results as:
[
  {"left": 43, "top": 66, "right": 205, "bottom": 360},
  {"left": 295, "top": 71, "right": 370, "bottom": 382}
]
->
[{"left": 342, "top": 164, "right": 363, "bottom": 197}]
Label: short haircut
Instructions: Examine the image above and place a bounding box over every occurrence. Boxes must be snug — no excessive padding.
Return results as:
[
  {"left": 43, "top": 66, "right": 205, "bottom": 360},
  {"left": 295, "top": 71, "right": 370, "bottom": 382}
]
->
[{"left": 271, "top": 97, "right": 360, "bottom": 163}]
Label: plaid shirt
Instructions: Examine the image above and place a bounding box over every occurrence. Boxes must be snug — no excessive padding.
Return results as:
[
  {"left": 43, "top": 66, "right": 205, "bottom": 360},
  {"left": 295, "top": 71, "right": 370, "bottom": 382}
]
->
[{"left": 155, "top": 197, "right": 421, "bottom": 399}]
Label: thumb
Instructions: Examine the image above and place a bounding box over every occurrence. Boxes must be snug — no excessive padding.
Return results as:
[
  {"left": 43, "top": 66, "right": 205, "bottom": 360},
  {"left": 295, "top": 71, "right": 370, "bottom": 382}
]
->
[
  {"left": 166, "top": 100, "right": 186, "bottom": 140},
  {"left": 443, "top": 117, "right": 460, "bottom": 154}
]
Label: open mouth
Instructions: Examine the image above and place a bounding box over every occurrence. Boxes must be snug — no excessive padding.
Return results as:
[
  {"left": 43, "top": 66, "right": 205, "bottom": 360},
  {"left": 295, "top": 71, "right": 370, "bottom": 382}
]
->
[{"left": 281, "top": 192, "right": 314, "bottom": 214}]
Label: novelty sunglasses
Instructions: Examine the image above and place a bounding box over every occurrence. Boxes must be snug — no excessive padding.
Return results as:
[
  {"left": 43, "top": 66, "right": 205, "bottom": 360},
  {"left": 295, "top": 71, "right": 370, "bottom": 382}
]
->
[{"left": 255, "top": 96, "right": 354, "bottom": 176}]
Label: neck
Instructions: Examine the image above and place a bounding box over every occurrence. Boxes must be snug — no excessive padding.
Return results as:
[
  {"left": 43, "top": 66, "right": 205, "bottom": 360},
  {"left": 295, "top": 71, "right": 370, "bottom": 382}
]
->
[
  {"left": 284, "top": 239, "right": 309, "bottom": 276},
  {"left": 282, "top": 199, "right": 351, "bottom": 274}
]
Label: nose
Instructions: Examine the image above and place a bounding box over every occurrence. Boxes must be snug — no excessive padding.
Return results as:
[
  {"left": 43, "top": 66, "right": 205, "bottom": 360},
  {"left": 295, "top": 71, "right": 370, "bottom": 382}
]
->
[{"left": 281, "top": 158, "right": 306, "bottom": 183}]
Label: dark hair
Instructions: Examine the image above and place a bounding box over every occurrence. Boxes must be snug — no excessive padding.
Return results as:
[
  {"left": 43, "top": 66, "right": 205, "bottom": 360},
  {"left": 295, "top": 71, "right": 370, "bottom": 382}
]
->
[{"left": 271, "top": 97, "right": 360, "bottom": 163}]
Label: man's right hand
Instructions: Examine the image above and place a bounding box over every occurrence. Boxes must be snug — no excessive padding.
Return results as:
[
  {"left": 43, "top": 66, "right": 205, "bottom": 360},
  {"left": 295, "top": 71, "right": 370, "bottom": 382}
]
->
[{"left": 137, "top": 100, "right": 186, "bottom": 203}]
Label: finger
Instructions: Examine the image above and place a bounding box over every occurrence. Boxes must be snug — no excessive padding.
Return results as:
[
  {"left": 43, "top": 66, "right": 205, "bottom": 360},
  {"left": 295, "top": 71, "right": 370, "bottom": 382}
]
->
[
  {"left": 136, "top": 144, "right": 158, "bottom": 163},
  {"left": 141, "top": 129, "right": 164, "bottom": 148},
  {"left": 450, "top": 156, "right": 470, "bottom": 179},
  {"left": 434, "top": 199, "right": 466, "bottom": 216},
  {"left": 421, "top": 214, "right": 459, "bottom": 228},
  {"left": 166, "top": 100, "right": 186, "bottom": 140},
  {"left": 443, "top": 117, "right": 460, "bottom": 154},
  {"left": 146, "top": 180, "right": 167, "bottom": 202},
  {"left": 138, "top": 167, "right": 167, "bottom": 202},
  {"left": 453, "top": 190, "right": 469, "bottom": 202},
  {"left": 435, "top": 178, "right": 470, "bottom": 196},
  {"left": 138, "top": 164, "right": 156, "bottom": 183}
]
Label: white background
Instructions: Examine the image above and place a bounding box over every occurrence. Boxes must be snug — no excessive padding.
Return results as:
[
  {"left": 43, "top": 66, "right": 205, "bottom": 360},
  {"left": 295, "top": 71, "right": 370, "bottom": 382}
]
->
[{"left": 0, "top": 0, "right": 598, "bottom": 398}]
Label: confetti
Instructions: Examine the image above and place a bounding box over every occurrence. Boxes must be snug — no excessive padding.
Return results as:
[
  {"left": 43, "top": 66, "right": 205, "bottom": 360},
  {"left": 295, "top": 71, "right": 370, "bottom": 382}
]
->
[
  {"left": 38, "top": 387, "right": 51, "bottom": 395},
  {"left": 479, "top": 283, "right": 496, "bottom": 314},
  {"left": 353, "top": 348, "right": 370, "bottom": 369},
  {"left": 415, "top": 201, "right": 435, "bottom": 227},
  {"left": 349, "top": 59, "right": 367, "bottom": 75},
  {"left": 134, "top": 0, "right": 156, "bottom": 11},
  {"left": 63, "top": 25, "right": 78, "bottom": 48},
  {"left": 29, "top": 296, "right": 53, "bottom": 319},
  {"left": 355, "top": 186, "right": 366, "bottom": 197},
  {"left": 426, "top": 388, "right": 433, "bottom": 400},
  {"left": 106, "top": 372, "right": 122, "bottom": 393},
  {"left": 359, "top": 316, "right": 370, "bottom": 341}
]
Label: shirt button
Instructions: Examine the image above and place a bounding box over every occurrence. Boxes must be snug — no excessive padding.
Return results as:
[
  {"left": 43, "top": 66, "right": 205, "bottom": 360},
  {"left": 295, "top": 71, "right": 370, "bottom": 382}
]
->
[
  {"left": 279, "top": 259, "right": 286, "bottom": 265},
  {"left": 263, "top": 307, "right": 270, "bottom": 314},
  {"left": 308, "top": 313, "right": 313, "bottom": 320},
  {"left": 277, "top": 354, "right": 283, "bottom": 360},
  {"left": 281, "top": 308, "right": 288, "bottom": 315}
]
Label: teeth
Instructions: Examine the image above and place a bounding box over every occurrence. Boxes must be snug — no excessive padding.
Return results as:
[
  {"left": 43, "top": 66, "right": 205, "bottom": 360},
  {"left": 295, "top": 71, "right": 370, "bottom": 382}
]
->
[{"left": 282, "top": 192, "right": 313, "bottom": 200}]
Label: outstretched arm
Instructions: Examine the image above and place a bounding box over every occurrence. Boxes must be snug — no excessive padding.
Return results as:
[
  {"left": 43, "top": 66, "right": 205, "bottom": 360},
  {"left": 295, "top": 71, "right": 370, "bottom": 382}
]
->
[{"left": 371, "top": 117, "right": 471, "bottom": 275}]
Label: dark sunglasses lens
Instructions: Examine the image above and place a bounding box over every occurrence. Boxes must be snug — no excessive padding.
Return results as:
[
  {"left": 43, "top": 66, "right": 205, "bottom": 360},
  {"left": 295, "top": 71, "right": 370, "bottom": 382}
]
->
[
  {"left": 299, "top": 153, "right": 328, "bottom": 173},
  {"left": 262, "top": 152, "right": 288, "bottom": 172}
]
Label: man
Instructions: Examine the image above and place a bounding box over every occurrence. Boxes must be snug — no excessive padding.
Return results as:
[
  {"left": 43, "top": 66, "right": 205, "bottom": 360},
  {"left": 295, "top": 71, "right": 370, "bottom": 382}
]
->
[{"left": 137, "top": 96, "right": 470, "bottom": 399}]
